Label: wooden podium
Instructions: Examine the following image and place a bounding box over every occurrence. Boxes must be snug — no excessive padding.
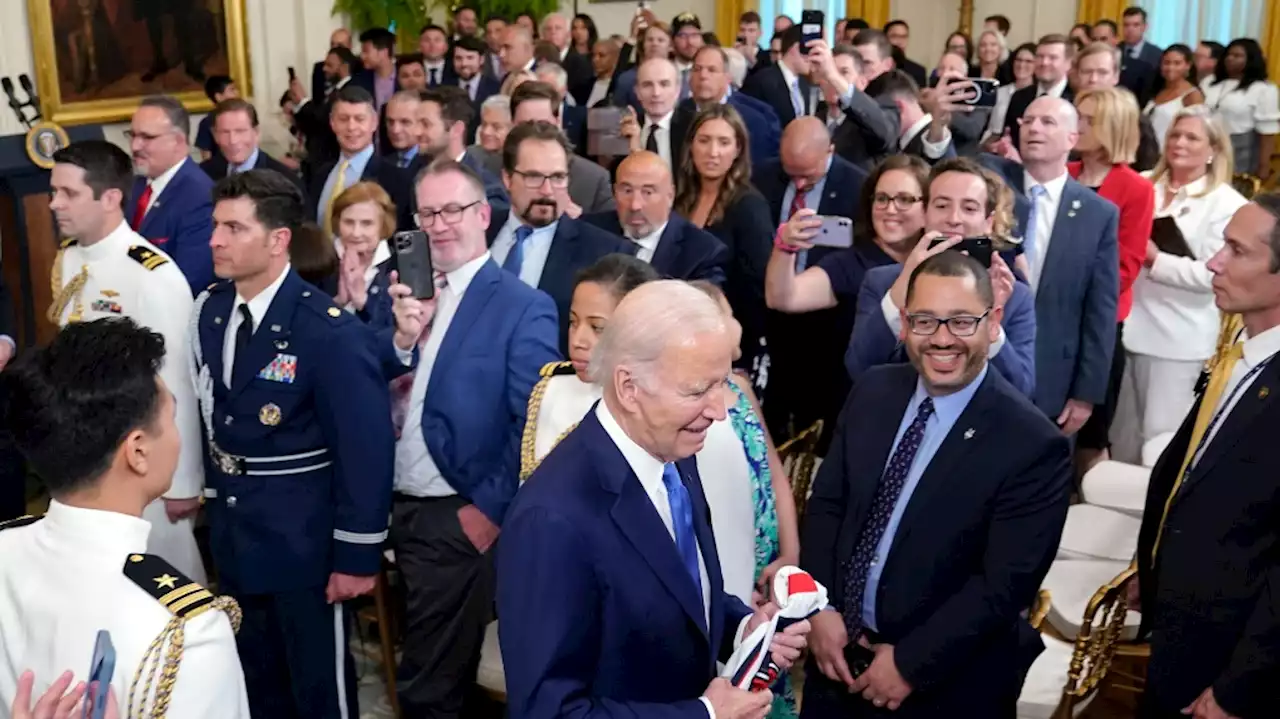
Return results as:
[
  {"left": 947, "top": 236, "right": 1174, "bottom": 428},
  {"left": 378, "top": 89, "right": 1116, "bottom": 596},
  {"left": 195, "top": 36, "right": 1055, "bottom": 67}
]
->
[{"left": 0, "top": 124, "right": 104, "bottom": 348}]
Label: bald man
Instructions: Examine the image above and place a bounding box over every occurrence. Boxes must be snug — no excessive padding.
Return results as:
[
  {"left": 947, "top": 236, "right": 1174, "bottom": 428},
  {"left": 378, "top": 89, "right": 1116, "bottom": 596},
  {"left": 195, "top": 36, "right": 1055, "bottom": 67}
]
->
[
  {"left": 980, "top": 95, "right": 1120, "bottom": 431},
  {"left": 583, "top": 151, "right": 728, "bottom": 284},
  {"left": 622, "top": 59, "right": 694, "bottom": 174},
  {"left": 501, "top": 25, "right": 536, "bottom": 75},
  {"left": 754, "top": 116, "right": 871, "bottom": 448}
]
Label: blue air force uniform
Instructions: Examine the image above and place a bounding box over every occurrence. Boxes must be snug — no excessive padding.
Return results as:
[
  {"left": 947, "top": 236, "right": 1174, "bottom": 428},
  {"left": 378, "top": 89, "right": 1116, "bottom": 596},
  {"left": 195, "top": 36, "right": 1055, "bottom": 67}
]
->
[{"left": 190, "top": 266, "right": 406, "bottom": 719}]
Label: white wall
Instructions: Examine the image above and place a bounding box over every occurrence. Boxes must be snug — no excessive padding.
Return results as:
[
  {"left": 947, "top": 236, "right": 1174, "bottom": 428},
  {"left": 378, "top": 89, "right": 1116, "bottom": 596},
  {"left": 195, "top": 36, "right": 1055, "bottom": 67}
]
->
[
  {"left": 561, "top": 0, "right": 719, "bottom": 40},
  {"left": 890, "top": 0, "right": 1080, "bottom": 71},
  {"left": 0, "top": 0, "right": 342, "bottom": 156}
]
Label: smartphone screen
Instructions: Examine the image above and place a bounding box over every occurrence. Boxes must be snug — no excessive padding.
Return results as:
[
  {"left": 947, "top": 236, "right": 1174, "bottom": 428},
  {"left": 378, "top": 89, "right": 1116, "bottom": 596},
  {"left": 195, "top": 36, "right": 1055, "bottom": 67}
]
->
[
  {"left": 83, "top": 630, "right": 115, "bottom": 719},
  {"left": 799, "top": 10, "right": 824, "bottom": 54},
  {"left": 392, "top": 230, "right": 436, "bottom": 300}
]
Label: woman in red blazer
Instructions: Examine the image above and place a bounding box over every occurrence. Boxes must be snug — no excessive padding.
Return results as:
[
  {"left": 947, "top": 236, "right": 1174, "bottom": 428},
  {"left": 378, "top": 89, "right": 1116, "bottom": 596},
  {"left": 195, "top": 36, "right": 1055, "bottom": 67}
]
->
[{"left": 1069, "top": 86, "right": 1156, "bottom": 462}]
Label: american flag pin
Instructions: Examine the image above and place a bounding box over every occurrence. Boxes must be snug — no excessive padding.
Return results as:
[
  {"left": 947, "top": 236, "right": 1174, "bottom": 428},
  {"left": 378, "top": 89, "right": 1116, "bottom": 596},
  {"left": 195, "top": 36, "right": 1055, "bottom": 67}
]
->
[
  {"left": 270, "top": 324, "right": 282, "bottom": 332},
  {"left": 964, "top": 428, "right": 975, "bottom": 440},
  {"left": 1260, "top": 386, "right": 1270, "bottom": 399}
]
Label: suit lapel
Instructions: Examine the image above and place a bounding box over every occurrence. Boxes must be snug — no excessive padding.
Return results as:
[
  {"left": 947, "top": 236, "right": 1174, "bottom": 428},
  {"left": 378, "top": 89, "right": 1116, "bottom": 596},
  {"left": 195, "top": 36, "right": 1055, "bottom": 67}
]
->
[
  {"left": 848, "top": 371, "right": 918, "bottom": 530},
  {"left": 200, "top": 289, "right": 233, "bottom": 394},
  {"left": 230, "top": 270, "right": 301, "bottom": 396},
  {"left": 1178, "top": 360, "right": 1280, "bottom": 501},
  {"left": 1037, "top": 181, "right": 1081, "bottom": 296},
  {"left": 429, "top": 261, "right": 499, "bottom": 387},
  {"left": 539, "top": 219, "right": 578, "bottom": 292},
  {"left": 816, "top": 163, "right": 845, "bottom": 216},
  {"left": 650, "top": 215, "right": 683, "bottom": 274}
]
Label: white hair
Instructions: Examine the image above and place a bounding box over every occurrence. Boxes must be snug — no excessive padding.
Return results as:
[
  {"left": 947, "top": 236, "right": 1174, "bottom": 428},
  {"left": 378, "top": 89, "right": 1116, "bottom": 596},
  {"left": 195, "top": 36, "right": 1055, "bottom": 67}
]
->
[
  {"left": 481, "top": 94, "right": 511, "bottom": 118},
  {"left": 978, "top": 29, "right": 1009, "bottom": 64},
  {"left": 541, "top": 13, "right": 567, "bottom": 32},
  {"left": 722, "top": 47, "right": 748, "bottom": 88},
  {"left": 588, "top": 281, "right": 727, "bottom": 390},
  {"left": 535, "top": 63, "right": 569, "bottom": 91}
]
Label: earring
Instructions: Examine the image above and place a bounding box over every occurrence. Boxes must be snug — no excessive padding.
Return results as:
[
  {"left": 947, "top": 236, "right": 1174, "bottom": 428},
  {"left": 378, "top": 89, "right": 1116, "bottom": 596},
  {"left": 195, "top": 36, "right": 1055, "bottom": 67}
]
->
[{"left": 1207, "top": 155, "right": 1214, "bottom": 164}]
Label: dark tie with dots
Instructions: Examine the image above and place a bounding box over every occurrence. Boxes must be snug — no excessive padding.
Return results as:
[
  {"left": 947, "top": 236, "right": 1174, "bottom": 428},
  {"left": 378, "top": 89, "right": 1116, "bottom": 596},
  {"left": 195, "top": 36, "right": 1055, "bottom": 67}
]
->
[
  {"left": 841, "top": 397, "right": 935, "bottom": 638},
  {"left": 232, "top": 303, "right": 254, "bottom": 380}
]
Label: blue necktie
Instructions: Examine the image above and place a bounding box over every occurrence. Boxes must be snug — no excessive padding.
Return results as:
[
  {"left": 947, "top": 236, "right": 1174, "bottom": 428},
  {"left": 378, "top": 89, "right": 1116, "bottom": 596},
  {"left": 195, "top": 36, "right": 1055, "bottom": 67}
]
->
[
  {"left": 842, "top": 397, "right": 934, "bottom": 637},
  {"left": 503, "top": 225, "right": 534, "bottom": 279},
  {"left": 1023, "top": 184, "right": 1048, "bottom": 273},
  {"left": 662, "top": 462, "right": 702, "bottom": 599}
]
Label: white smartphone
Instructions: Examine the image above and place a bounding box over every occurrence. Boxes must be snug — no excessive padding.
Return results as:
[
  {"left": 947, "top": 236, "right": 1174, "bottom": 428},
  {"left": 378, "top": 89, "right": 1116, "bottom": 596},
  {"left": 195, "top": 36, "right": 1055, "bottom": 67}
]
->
[{"left": 810, "top": 215, "right": 854, "bottom": 248}]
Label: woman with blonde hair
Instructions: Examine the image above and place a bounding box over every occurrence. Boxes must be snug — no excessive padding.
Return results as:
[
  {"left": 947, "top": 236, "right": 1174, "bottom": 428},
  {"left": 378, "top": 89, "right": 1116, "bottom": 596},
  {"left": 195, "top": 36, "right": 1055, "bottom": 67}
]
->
[
  {"left": 329, "top": 181, "right": 397, "bottom": 327},
  {"left": 1069, "top": 86, "right": 1156, "bottom": 464},
  {"left": 1111, "top": 107, "right": 1248, "bottom": 463}
]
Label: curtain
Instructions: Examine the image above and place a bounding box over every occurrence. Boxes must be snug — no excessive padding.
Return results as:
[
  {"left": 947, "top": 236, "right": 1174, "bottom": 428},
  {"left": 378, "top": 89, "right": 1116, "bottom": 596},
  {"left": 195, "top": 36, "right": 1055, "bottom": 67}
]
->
[
  {"left": 718, "top": 0, "right": 756, "bottom": 46},
  {"left": 1133, "top": 0, "right": 1267, "bottom": 49},
  {"left": 1265, "top": 1, "right": 1280, "bottom": 85},
  {"left": 846, "top": 0, "right": 890, "bottom": 29},
  {"left": 1076, "top": 0, "right": 1129, "bottom": 24}
]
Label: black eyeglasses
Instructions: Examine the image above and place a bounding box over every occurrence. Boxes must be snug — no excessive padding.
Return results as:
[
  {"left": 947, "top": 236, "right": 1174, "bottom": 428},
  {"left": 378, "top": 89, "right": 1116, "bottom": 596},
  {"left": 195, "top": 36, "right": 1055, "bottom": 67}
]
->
[
  {"left": 511, "top": 169, "right": 570, "bottom": 189},
  {"left": 414, "top": 201, "right": 481, "bottom": 227},
  {"left": 905, "top": 309, "right": 991, "bottom": 337},
  {"left": 873, "top": 193, "right": 923, "bottom": 209}
]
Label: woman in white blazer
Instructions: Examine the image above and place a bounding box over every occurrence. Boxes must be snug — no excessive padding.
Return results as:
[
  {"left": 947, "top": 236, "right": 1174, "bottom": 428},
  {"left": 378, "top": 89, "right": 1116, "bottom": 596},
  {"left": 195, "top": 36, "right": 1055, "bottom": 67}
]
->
[{"left": 1111, "top": 106, "right": 1248, "bottom": 464}]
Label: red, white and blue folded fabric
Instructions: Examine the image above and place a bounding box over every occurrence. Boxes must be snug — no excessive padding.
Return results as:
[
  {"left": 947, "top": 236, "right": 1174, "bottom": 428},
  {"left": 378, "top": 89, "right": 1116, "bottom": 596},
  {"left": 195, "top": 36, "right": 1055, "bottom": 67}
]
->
[{"left": 722, "top": 566, "right": 828, "bottom": 692}]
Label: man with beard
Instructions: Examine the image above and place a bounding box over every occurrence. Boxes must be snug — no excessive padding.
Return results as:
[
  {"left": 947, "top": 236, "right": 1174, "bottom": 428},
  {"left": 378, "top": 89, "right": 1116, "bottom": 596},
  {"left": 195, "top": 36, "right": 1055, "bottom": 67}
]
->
[
  {"left": 801, "top": 249, "right": 1071, "bottom": 718},
  {"left": 485, "top": 121, "right": 631, "bottom": 349}
]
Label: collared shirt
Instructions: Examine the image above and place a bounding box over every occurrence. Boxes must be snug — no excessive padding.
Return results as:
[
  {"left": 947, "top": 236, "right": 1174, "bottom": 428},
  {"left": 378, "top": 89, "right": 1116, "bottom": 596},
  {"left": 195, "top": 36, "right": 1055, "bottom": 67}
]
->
[
  {"left": 777, "top": 61, "right": 806, "bottom": 117},
  {"left": 395, "top": 145, "right": 419, "bottom": 168},
  {"left": 1127, "top": 40, "right": 1147, "bottom": 60},
  {"left": 779, "top": 155, "right": 833, "bottom": 226},
  {"left": 459, "top": 74, "right": 479, "bottom": 100},
  {"left": 333, "top": 238, "right": 393, "bottom": 312},
  {"left": 373, "top": 71, "right": 396, "bottom": 110},
  {"left": 587, "top": 78, "right": 611, "bottom": 108},
  {"left": 317, "top": 144, "right": 375, "bottom": 227},
  {"left": 629, "top": 220, "right": 669, "bottom": 262},
  {"left": 558, "top": 46, "right": 570, "bottom": 62},
  {"left": 489, "top": 212, "right": 560, "bottom": 287},
  {"left": 222, "top": 263, "right": 293, "bottom": 388},
  {"left": 1203, "top": 78, "right": 1280, "bottom": 135},
  {"left": 228, "top": 147, "right": 260, "bottom": 176},
  {"left": 424, "top": 59, "right": 446, "bottom": 85},
  {"left": 1036, "top": 76, "right": 1069, "bottom": 99},
  {"left": 1200, "top": 324, "right": 1280, "bottom": 455},
  {"left": 899, "top": 114, "right": 952, "bottom": 159},
  {"left": 142, "top": 156, "right": 187, "bottom": 215},
  {"left": 862, "top": 363, "right": 989, "bottom": 631},
  {"left": 642, "top": 110, "right": 675, "bottom": 167},
  {"left": 395, "top": 252, "right": 492, "bottom": 496},
  {"left": 1025, "top": 170, "right": 1069, "bottom": 291}
]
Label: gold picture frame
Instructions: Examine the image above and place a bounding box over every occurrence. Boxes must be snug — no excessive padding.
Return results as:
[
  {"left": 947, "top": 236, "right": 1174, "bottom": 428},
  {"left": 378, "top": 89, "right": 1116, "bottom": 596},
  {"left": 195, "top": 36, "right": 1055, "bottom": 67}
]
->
[{"left": 26, "top": 0, "right": 252, "bottom": 126}]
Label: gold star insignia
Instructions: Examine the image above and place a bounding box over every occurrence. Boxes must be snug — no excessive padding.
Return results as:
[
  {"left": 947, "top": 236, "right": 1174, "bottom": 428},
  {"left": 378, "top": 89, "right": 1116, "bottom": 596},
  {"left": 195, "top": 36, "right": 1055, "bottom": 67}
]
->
[
  {"left": 154, "top": 573, "right": 178, "bottom": 589},
  {"left": 327, "top": 307, "right": 341, "bottom": 317},
  {"left": 129, "top": 554, "right": 144, "bottom": 563}
]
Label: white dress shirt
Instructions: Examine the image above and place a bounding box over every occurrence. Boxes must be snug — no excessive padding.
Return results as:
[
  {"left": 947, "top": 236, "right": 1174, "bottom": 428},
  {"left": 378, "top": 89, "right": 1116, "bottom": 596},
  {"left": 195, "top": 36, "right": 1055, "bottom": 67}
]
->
[
  {"left": 395, "top": 252, "right": 492, "bottom": 497},
  {"left": 1198, "top": 323, "right": 1280, "bottom": 459},
  {"left": 1036, "top": 76, "right": 1069, "bottom": 99},
  {"left": 1025, "top": 170, "right": 1069, "bottom": 291},
  {"left": 459, "top": 75, "right": 479, "bottom": 100},
  {"left": 899, "top": 114, "right": 952, "bottom": 159},
  {"left": 222, "top": 264, "right": 292, "bottom": 389},
  {"left": 489, "top": 212, "right": 559, "bottom": 287},
  {"left": 1203, "top": 79, "right": 1280, "bottom": 136},
  {"left": 424, "top": 59, "right": 446, "bottom": 85},
  {"left": 587, "top": 78, "right": 611, "bottom": 108},
  {"left": 642, "top": 110, "right": 675, "bottom": 167},
  {"left": 629, "top": 220, "right": 668, "bottom": 262},
  {"left": 141, "top": 156, "right": 188, "bottom": 216},
  {"left": 1125, "top": 176, "right": 1249, "bottom": 361}
]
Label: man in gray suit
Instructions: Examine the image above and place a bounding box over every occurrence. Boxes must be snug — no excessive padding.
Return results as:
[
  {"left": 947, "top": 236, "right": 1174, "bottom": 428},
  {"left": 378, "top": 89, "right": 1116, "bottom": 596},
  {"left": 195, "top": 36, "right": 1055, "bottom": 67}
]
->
[
  {"left": 983, "top": 96, "right": 1119, "bottom": 436},
  {"left": 509, "top": 81, "right": 615, "bottom": 215}
]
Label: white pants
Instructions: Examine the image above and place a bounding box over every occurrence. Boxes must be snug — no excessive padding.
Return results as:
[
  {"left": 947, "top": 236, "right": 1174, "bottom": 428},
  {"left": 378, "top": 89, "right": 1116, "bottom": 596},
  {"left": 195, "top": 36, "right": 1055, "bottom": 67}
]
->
[
  {"left": 141, "top": 498, "right": 207, "bottom": 584},
  {"left": 1110, "top": 352, "right": 1203, "bottom": 465}
]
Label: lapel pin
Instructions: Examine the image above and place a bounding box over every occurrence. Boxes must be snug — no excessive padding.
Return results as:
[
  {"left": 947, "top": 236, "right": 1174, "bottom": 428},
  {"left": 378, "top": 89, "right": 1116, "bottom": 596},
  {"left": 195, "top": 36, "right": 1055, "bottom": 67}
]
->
[
  {"left": 301, "top": 291, "right": 312, "bottom": 298},
  {"left": 274, "top": 339, "right": 289, "bottom": 350},
  {"left": 270, "top": 324, "right": 281, "bottom": 332},
  {"left": 1259, "top": 386, "right": 1270, "bottom": 399},
  {"left": 963, "top": 428, "right": 975, "bottom": 440},
  {"left": 214, "top": 316, "right": 223, "bottom": 325}
]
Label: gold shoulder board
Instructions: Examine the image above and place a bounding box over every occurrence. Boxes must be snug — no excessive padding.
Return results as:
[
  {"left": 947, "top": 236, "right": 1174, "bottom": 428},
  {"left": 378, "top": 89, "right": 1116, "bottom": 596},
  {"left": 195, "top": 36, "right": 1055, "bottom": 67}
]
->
[
  {"left": 123, "top": 553, "right": 217, "bottom": 619},
  {"left": 0, "top": 515, "right": 40, "bottom": 532},
  {"left": 539, "top": 360, "right": 574, "bottom": 378},
  {"left": 127, "top": 245, "right": 170, "bottom": 271}
]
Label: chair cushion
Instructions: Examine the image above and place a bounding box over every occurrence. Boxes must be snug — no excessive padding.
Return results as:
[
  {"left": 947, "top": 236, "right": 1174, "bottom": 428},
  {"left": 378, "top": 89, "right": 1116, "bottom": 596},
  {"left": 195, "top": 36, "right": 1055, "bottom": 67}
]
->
[
  {"left": 1041, "top": 558, "right": 1139, "bottom": 640},
  {"left": 1079, "top": 460, "right": 1152, "bottom": 517},
  {"left": 476, "top": 620, "right": 505, "bottom": 694},
  {"left": 1016, "top": 635, "right": 1096, "bottom": 718},
  {"left": 1142, "top": 432, "right": 1174, "bottom": 467},
  {"left": 1057, "top": 505, "right": 1143, "bottom": 561}
]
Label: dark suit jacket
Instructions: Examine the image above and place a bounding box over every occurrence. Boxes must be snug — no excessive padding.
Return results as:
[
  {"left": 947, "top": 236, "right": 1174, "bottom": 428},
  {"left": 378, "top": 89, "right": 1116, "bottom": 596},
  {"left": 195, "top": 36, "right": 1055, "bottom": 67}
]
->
[
  {"left": 1123, "top": 42, "right": 1164, "bottom": 75},
  {"left": 1120, "top": 55, "right": 1158, "bottom": 109},
  {"left": 562, "top": 103, "right": 589, "bottom": 156},
  {"left": 562, "top": 49, "right": 594, "bottom": 90},
  {"left": 829, "top": 90, "right": 900, "bottom": 170},
  {"left": 983, "top": 156, "right": 1120, "bottom": 418},
  {"left": 902, "top": 123, "right": 958, "bottom": 165},
  {"left": 1136, "top": 357, "right": 1280, "bottom": 717},
  {"left": 801, "top": 364, "right": 1071, "bottom": 717},
  {"left": 582, "top": 211, "right": 729, "bottom": 285},
  {"left": 899, "top": 57, "right": 929, "bottom": 89},
  {"left": 485, "top": 209, "right": 633, "bottom": 350},
  {"left": 614, "top": 105, "right": 695, "bottom": 179},
  {"left": 199, "top": 149, "right": 306, "bottom": 198},
  {"left": 411, "top": 259, "right": 559, "bottom": 523},
  {"left": 1003, "top": 84, "right": 1076, "bottom": 150},
  {"left": 130, "top": 158, "right": 214, "bottom": 293},
  {"left": 499, "top": 409, "right": 753, "bottom": 718},
  {"left": 741, "top": 64, "right": 819, "bottom": 128},
  {"left": 294, "top": 76, "right": 375, "bottom": 177},
  {"left": 706, "top": 190, "right": 774, "bottom": 373},
  {"left": 306, "top": 153, "right": 414, "bottom": 232}
]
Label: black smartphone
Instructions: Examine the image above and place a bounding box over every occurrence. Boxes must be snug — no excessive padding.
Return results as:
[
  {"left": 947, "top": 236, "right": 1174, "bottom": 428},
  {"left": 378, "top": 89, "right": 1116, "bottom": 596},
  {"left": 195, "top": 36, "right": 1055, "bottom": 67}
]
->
[
  {"left": 736, "top": 35, "right": 746, "bottom": 45},
  {"left": 83, "top": 630, "right": 115, "bottom": 719},
  {"left": 844, "top": 641, "right": 876, "bottom": 680},
  {"left": 930, "top": 236, "right": 994, "bottom": 267},
  {"left": 964, "top": 77, "right": 1000, "bottom": 107},
  {"left": 392, "top": 230, "right": 436, "bottom": 300},
  {"left": 800, "top": 10, "right": 824, "bottom": 54},
  {"left": 287, "top": 66, "right": 296, "bottom": 82}
]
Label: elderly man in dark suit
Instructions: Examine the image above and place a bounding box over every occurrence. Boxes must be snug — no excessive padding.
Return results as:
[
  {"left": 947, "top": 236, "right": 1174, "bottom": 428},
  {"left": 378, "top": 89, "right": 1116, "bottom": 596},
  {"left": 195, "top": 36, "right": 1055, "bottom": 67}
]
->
[
  {"left": 801, "top": 251, "right": 1071, "bottom": 718},
  {"left": 200, "top": 99, "right": 305, "bottom": 197},
  {"left": 583, "top": 152, "right": 728, "bottom": 284},
  {"left": 742, "top": 25, "right": 821, "bottom": 129}
]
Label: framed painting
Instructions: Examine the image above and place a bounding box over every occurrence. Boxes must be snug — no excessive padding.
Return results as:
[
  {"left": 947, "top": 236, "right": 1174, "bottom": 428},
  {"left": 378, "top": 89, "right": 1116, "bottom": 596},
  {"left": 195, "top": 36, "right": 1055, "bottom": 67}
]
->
[{"left": 26, "top": 0, "right": 252, "bottom": 125}]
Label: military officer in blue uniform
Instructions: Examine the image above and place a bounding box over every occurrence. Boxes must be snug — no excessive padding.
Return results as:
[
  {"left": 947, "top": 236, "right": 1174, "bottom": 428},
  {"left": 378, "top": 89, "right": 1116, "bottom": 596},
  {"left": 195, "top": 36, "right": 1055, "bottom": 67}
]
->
[{"left": 192, "top": 169, "right": 423, "bottom": 719}]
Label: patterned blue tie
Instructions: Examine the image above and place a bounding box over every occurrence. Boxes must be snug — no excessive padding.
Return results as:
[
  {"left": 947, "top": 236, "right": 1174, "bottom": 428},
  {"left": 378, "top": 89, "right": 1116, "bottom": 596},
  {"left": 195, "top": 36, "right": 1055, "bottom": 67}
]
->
[
  {"left": 842, "top": 397, "right": 934, "bottom": 638},
  {"left": 663, "top": 462, "right": 702, "bottom": 599},
  {"left": 1023, "top": 184, "right": 1048, "bottom": 271},
  {"left": 503, "top": 225, "right": 534, "bottom": 279}
]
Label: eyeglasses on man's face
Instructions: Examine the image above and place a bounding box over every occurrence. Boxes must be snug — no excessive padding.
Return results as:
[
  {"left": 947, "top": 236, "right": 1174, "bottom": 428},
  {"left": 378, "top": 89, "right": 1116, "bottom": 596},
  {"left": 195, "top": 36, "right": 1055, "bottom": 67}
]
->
[
  {"left": 511, "top": 169, "right": 570, "bottom": 189},
  {"left": 905, "top": 309, "right": 991, "bottom": 337},
  {"left": 414, "top": 201, "right": 481, "bottom": 228}
]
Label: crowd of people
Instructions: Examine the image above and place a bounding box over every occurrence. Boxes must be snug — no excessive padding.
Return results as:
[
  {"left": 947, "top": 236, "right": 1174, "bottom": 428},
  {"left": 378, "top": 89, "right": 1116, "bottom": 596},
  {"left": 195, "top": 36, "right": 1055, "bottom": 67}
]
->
[{"left": 0, "top": 4, "right": 1277, "bottom": 719}]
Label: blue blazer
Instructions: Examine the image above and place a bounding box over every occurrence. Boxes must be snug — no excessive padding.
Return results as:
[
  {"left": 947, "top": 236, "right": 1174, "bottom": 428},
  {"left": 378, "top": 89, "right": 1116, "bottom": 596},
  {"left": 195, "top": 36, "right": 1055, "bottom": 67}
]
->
[
  {"left": 415, "top": 259, "right": 559, "bottom": 524},
  {"left": 581, "top": 211, "right": 729, "bottom": 286},
  {"left": 131, "top": 159, "right": 215, "bottom": 294},
  {"left": 499, "top": 408, "right": 753, "bottom": 719},
  {"left": 460, "top": 149, "right": 510, "bottom": 211},
  {"left": 982, "top": 156, "right": 1119, "bottom": 417},
  {"left": 801, "top": 364, "right": 1070, "bottom": 716},
  {"left": 845, "top": 264, "right": 1037, "bottom": 398}
]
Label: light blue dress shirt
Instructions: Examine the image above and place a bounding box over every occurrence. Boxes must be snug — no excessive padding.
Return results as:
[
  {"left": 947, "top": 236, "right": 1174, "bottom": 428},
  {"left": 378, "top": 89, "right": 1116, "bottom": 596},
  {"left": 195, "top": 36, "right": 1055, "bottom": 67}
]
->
[
  {"left": 489, "top": 212, "right": 559, "bottom": 287},
  {"left": 779, "top": 155, "right": 833, "bottom": 272},
  {"left": 861, "top": 363, "right": 989, "bottom": 631},
  {"left": 316, "top": 145, "right": 375, "bottom": 226},
  {"left": 228, "top": 147, "right": 259, "bottom": 176},
  {"left": 396, "top": 145, "right": 420, "bottom": 168}
]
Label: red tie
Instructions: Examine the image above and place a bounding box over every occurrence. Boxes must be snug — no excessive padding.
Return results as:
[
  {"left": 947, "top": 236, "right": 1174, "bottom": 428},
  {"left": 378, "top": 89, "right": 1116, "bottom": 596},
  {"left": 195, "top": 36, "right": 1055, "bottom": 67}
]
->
[
  {"left": 132, "top": 183, "right": 153, "bottom": 230},
  {"left": 787, "top": 184, "right": 806, "bottom": 220}
]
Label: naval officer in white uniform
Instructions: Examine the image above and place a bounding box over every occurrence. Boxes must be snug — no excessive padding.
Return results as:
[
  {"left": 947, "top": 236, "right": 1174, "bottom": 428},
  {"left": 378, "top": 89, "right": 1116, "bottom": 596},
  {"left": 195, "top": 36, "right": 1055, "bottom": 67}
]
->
[
  {"left": 0, "top": 318, "right": 248, "bottom": 718},
  {"left": 47, "top": 140, "right": 206, "bottom": 582}
]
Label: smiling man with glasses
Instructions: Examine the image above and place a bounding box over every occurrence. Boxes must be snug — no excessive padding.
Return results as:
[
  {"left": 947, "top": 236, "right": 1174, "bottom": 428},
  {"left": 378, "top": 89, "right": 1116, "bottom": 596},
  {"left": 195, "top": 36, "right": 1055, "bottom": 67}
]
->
[{"left": 486, "top": 121, "right": 631, "bottom": 350}]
